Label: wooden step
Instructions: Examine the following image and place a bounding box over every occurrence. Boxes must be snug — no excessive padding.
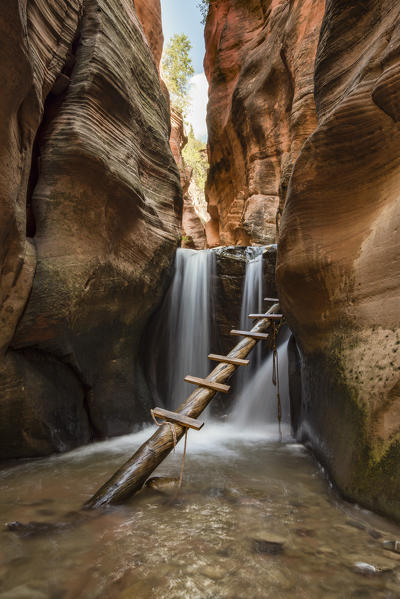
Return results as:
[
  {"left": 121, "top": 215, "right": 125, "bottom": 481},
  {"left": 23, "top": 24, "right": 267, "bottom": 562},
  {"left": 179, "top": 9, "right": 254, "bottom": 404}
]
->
[
  {"left": 208, "top": 353, "right": 250, "bottom": 366},
  {"left": 184, "top": 375, "right": 231, "bottom": 394},
  {"left": 230, "top": 330, "right": 270, "bottom": 340},
  {"left": 152, "top": 407, "right": 204, "bottom": 431},
  {"left": 248, "top": 313, "right": 283, "bottom": 320},
  {"left": 264, "top": 297, "right": 279, "bottom": 302}
]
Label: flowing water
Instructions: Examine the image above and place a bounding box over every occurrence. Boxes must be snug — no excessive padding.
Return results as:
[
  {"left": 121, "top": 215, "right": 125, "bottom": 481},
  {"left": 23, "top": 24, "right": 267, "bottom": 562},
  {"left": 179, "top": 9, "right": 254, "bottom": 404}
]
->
[
  {"left": 234, "top": 247, "right": 265, "bottom": 398},
  {"left": 231, "top": 331, "right": 291, "bottom": 428},
  {"left": 1, "top": 426, "right": 400, "bottom": 599},
  {"left": 148, "top": 248, "right": 215, "bottom": 409},
  {"left": 2, "top": 248, "right": 400, "bottom": 597}
]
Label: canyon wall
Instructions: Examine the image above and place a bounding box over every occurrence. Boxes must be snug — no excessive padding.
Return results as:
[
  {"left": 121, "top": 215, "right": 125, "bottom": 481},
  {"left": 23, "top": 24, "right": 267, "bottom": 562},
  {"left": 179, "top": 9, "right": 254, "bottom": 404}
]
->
[
  {"left": 170, "top": 108, "right": 208, "bottom": 250},
  {"left": 0, "top": 0, "right": 181, "bottom": 459},
  {"left": 277, "top": 0, "right": 400, "bottom": 520},
  {"left": 204, "top": 0, "right": 325, "bottom": 246},
  {"left": 206, "top": 0, "right": 400, "bottom": 521}
]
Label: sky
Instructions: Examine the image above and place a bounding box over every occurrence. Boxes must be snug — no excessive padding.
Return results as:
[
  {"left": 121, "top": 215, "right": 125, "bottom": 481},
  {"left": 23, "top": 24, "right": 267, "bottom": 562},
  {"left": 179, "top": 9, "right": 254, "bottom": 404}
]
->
[{"left": 160, "top": 0, "right": 208, "bottom": 141}]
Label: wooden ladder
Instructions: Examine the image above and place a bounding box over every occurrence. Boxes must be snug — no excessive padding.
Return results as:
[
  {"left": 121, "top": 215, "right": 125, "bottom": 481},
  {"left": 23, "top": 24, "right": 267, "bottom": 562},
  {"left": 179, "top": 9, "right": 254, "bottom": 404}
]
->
[{"left": 85, "top": 303, "right": 282, "bottom": 508}]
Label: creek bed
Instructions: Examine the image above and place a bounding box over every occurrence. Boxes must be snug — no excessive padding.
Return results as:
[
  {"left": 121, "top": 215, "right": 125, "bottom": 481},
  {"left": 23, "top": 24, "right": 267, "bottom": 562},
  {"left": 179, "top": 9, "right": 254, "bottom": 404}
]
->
[{"left": 1, "top": 424, "right": 400, "bottom": 598}]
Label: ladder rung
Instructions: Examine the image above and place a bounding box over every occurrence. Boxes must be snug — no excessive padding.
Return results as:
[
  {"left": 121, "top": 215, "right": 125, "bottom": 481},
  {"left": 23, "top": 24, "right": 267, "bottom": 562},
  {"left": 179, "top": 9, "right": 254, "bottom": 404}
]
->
[
  {"left": 184, "top": 375, "right": 231, "bottom": 394},
  {"left": 248, "top": 313, "right": 283, "bottom": 319},
  {"left": 264, "top": 298, "right": 279, "bottom": 302},
  {"left": 230, "top": 330, "right": 270, "bottom": 340},
  {"left": 208, "top": 353, "right": 250, "bottom": 366},
  {"left": 152, "top": 407, "right": 204, "bottom": 430}
]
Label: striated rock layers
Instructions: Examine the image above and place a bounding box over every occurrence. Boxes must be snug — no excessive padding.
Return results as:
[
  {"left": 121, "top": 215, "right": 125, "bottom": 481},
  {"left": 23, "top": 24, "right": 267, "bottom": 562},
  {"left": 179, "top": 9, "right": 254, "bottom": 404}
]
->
[
  {"left": 277, "top": 1, "right": 400, "bottom": 520},
  {"left": 204, "top": 0, "right": 325, "bottom": 246},
  {"left": 0, "top": 0, "right": 181, "bottom": 459}
]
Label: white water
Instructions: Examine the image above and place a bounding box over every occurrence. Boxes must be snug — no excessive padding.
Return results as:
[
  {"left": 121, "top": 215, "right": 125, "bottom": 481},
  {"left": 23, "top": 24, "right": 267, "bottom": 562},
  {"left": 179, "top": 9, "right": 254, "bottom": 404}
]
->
[
  {"left": 231, "top": 331, "right": 291, "bottom": 431},
  {"left": 234, "top": 247, "right": 265, "bottom": 397},
  {"left": 166, "top": 248, "right": 215, "bottom": 409}
]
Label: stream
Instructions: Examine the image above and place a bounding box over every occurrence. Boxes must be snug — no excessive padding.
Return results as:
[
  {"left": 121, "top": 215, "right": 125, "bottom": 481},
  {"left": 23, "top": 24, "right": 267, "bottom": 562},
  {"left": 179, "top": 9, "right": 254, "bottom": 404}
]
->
[
  {"left": 2, "top": 247, "right": 400, "bottom": 598},
  {"left": 1, "top": 424, "right": 400, "bottom": 598}
]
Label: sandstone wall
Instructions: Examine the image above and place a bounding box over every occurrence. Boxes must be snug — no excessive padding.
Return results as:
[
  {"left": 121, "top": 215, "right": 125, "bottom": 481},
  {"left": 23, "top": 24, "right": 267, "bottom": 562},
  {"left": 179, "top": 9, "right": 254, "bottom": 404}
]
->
[
  {"left": 134, "top": 0, "right": 163, "bottom": 70},
  {"left": 0, "top": 0, "right": 181, "bottom": 459},
  {"left": 204, "top": 0, "right": 324, "bottom": 246},
  {"left": 169, "top": 108, "right": 208, "bottom": 250},
  {"left": 277, "top": 0, "right": 400, "bottom": 520}
]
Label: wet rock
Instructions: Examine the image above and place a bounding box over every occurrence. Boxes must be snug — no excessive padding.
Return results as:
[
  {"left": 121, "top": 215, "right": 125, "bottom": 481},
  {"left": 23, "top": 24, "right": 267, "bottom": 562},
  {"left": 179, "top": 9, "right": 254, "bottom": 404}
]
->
[
  {"left": 200, "top": 564, "right": 227, "bottom": 580},
  {"left": 294, "top": 528, "right": 315, "bottom": 538},
  {"left": 0, "top": 585, "right": 48, "bottom": 599},
  {"left": 5, "top": 520, "right": 68, "bottom": 537},
  {"left": 346, "top": 519, "right": 366, "bottom": 531},
  {"left": 251, "top": 534, "right": 285, "bottom": 555},
  {"left": 383, "top": 540, "right": 400, "bottom": 554},
  {"left": 145, "top": 477, "right": 180, "bottom": 495}
]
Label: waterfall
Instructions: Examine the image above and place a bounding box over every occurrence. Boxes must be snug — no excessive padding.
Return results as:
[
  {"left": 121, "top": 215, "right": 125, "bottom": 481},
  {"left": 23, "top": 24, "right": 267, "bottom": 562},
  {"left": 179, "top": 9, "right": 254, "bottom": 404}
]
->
[
  {"left": 234, "top": 247, "right": 265, "bottom": 397},
  {"left": 154, "top": 248, "right": 215, "bottom": 410},
  {"left": 230, "top": 329, "right": 291, "bottom": 430}
]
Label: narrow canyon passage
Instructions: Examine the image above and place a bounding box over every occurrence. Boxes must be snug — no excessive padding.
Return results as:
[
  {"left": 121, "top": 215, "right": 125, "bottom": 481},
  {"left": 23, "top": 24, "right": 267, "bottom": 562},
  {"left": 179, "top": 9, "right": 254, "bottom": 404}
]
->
[{"left": 1, "top": 0, "right": 400, "bottom": 597}]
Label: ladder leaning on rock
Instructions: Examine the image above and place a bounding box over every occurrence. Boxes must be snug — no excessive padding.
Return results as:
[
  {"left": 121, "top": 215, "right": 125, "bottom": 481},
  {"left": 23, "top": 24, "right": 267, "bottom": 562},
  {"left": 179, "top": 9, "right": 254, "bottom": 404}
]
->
[{"left": 84, "top": 300, "right": 281, "bottom": 509}]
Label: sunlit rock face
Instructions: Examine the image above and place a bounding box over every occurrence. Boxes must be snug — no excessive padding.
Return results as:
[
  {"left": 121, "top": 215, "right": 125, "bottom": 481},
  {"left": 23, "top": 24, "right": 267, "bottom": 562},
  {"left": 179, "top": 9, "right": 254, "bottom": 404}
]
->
[
  {"left": 134, "top": 0, "right": 163, "bottom": 70},
  {"left": 277, "top": 0, "right": 400, "bottom": 520},
  {"left": 204, "top": 0, "right": 324, "bottom": 246},
  {"left": 169, "top": 108, "right": 207, "bottom": 249},
  {"left": 0, "top": 0, "right": 181, "bottom": 459}
]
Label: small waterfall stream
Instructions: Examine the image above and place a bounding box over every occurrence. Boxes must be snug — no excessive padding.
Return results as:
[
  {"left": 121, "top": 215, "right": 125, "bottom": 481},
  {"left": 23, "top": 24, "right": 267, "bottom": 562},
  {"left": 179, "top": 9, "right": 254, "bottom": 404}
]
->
[
  {"left": 234, "top": 247, "right": 265, "bottom": 398},
  {"left": 230, "top": 330, "right": 291, "bottom": 433},
  {"left": 149, "top": 248, "right": 216, "bottom": 410}
]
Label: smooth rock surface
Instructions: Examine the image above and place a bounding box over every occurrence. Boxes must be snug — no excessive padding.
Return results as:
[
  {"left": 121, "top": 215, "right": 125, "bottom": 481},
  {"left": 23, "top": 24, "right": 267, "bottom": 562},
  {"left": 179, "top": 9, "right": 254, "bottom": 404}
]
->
[
  {"left": 204, "top": 0, "right": 325, "bottom": 246},
  {"left": 277, "top": 0, "right": 400, "bottom": 521},
  {"left": 0, "top": 0, "right": 181, "bottom": 458}
]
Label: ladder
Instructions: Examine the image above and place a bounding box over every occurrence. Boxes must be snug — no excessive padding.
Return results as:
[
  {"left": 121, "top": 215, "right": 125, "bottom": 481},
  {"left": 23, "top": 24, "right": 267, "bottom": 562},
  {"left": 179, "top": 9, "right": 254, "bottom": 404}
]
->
[{"left": 84, "top": 299, "right": 281, "bottom": 509}]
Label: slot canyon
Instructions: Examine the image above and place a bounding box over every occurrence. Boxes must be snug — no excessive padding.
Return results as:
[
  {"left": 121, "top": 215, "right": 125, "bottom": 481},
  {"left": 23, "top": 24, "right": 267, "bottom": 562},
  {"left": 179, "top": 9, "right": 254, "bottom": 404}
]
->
[{"left": 0, "top": 1, "right": 399, "bottom": 597}]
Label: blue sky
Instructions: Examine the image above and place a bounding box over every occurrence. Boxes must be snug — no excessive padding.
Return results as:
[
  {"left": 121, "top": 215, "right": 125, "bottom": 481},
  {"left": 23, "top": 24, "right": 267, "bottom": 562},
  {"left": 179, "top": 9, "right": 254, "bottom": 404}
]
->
[{"left": 160, "top": 0, "right": 208, "bottom": 141}]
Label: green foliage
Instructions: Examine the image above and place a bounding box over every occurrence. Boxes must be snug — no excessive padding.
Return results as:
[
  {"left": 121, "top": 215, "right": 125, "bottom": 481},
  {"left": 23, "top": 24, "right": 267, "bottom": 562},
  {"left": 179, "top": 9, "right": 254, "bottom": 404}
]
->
[
  {"left": 197, "top": 0, "right": 211, "bottom": 24},
  {"left": 162, "top": 34, "right": 194, "bottom": 114},
  {"left": 182, "top": 126, "right": 208, "bottom": 191}
]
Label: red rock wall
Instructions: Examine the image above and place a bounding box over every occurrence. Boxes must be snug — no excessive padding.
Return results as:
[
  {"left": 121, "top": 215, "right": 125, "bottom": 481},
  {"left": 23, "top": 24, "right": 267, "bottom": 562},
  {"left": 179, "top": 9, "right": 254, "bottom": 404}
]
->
[
  {"left": 204, "top": 0, "right": 324, "bottom": 246},
  {"left": 0, "top": 0, "right": 181, "bottom": 458},
  {"left": 277, "top": 0, "right": 400, "bottom": 520},
  {"left": 134, "top": 0, "right": 163, "bottom": 70},
  {"left": 169, "top": 107, "right": 207, "bottom": 249}
]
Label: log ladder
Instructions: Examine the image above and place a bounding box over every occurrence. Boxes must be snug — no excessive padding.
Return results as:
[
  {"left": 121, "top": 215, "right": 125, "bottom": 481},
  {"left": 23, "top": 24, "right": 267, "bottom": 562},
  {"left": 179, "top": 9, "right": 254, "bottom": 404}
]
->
[{"left": 84, "top": 299, "right": 281, "bottom": 509}]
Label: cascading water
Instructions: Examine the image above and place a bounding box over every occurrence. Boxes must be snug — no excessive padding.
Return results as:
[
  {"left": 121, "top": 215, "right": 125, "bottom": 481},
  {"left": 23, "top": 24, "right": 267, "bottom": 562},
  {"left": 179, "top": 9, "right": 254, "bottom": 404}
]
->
[
  {"left": 228, "top": 244, "right": 291, "bottom": 435},
  {"left": 234, "top": 247, "right": 265, "bottom": 396},
  {"left": 230, "top": 328, "right": 291, "bottom": 434},
  {"left": 149, "top": 248, "right": 216, "bottom": 410}
]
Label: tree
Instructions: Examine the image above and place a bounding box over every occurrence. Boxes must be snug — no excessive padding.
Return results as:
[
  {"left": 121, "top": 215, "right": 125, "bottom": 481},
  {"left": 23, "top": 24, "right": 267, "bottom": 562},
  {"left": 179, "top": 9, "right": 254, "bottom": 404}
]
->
[
  {"left": 162, "top": 34, "right": 194, "bottom": 114},
  {"left": 197, "top": 0, "right": 211, "bottom": 24},
  {"left": 182, "top": 126, "right": 208, "bottom": 192}
]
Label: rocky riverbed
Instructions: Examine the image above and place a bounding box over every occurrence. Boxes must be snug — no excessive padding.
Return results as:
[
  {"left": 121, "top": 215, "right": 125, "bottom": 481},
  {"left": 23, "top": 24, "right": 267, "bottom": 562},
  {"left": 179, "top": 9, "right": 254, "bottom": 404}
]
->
[{"left": 1, "top": 424, "right": 400, "bottom": 598}]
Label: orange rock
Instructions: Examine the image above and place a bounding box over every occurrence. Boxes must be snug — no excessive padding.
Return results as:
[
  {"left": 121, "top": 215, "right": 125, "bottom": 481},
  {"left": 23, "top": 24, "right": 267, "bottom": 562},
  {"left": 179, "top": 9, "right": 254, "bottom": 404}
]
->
[
  {"left": 134, "top": 0, "right": 163, "bottom": 71},
  {"left": 0, "top": 0, "right": 181, "bottom": 458},
  {"left": 277, "top": 0, "right": 400, "bottom": 521},
  {"left": 205, "top": 0, "right": 324, "bottom": 245}
]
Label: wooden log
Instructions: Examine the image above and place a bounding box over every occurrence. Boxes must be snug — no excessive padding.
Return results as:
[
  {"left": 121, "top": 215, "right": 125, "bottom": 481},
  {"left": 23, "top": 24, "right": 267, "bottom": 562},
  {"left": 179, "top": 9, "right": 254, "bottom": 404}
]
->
[
  {"left": 208, "top": 354, "right": 250, "bottom": 366},
  {"left": 264, "top": 297, "right": 279, "bottom": 302},
  {"left": 84, "top": 303, "right": 279, "bottom": 509},
  {"left": 152, "top": 407, "right": 204, "bottom": 431},
  {"left": 184, "top": 375, "right": 230, "bottom": 394},
  {"left": 230, "top": 330, "right": 269, "bottom": 340},
  {"left": 248, "top": 314, "right": 283, "bottom": 320}
]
